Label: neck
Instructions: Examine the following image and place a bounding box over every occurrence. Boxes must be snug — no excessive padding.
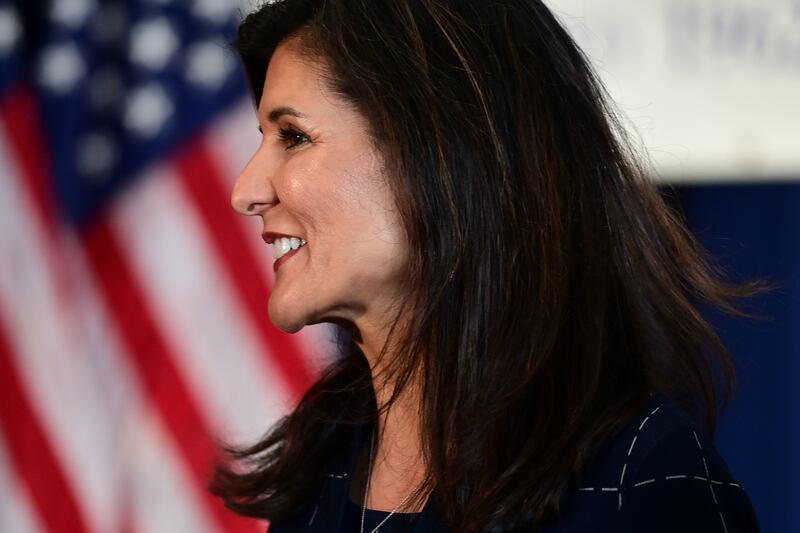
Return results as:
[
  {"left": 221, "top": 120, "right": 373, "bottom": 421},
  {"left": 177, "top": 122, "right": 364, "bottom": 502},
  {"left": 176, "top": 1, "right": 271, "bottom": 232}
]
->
[
  {"left": 353, "top": 335, "right": 428, "bottom": 513},
  {"left": 363, "top": 391, "right": 428, "bottom": 513}
]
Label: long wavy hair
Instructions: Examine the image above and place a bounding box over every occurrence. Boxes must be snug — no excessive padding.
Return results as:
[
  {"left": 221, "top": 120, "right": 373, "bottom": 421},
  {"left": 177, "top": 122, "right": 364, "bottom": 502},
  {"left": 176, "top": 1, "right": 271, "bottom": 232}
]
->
[{"left": 211, "top": 0, "right": 767, "bottom": 530}]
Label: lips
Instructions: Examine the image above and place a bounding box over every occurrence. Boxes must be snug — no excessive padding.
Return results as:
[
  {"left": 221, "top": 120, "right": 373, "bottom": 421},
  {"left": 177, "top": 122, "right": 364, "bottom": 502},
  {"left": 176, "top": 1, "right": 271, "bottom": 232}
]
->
[{"left": 262, "top": 231, "right": 303, "bottom": 244}]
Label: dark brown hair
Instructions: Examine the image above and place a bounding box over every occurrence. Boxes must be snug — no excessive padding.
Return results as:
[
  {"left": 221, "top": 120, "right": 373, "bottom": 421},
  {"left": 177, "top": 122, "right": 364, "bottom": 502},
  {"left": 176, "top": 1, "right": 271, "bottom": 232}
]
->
[{"left": 212, "top": 0, "right": 767, "bottom": 530}]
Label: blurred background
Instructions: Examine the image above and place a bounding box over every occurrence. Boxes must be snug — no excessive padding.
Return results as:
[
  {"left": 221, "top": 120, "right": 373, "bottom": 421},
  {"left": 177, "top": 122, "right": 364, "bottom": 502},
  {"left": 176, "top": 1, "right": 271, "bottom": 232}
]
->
[{"left": 0, "top": 0, "right": 796, "bottom": 532}]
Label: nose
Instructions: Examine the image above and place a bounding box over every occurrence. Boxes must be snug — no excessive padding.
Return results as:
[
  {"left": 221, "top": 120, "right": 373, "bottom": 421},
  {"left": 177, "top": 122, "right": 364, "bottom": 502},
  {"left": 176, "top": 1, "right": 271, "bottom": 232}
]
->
[{"left": 230, "top": 152, "right": 277, "bottom": 216}]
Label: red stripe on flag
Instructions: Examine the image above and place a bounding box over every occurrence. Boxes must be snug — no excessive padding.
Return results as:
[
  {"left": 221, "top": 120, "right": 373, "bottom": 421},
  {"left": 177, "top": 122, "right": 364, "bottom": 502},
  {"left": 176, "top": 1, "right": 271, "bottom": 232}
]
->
[
  {"left": 81, "top": 220, "right": 262, "bottom": 533},
  {"left": 0, "top": 315, "right": 90, "bottom": 533},
  {"left": 0, "top": 86, "right": 58, "bottom": 237},
  {"left": 173, "top": 137, "right": 315, "bottom": 399},
  {"left": 0, "top": 85, "right": 72, "bottom": 317}
]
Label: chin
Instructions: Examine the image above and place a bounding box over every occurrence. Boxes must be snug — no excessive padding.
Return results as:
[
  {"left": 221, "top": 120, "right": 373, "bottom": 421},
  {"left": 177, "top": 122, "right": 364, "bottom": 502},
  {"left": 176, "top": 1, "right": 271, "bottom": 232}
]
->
[{"left": 267, "top": 299, "right": 307, "bottom": 334}]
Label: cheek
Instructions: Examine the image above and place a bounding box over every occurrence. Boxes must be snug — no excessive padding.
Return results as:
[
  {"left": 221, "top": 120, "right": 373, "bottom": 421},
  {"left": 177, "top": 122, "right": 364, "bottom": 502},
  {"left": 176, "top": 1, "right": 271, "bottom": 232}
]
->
[
  {"left": 285, "top": 150, "right": 397, "bottom": 236},
  {"left": 278, "top": 158, "right": 340, "bottom": 234},
  {"left": 345, "top": 184, "right": 408, "bottom": 279}
]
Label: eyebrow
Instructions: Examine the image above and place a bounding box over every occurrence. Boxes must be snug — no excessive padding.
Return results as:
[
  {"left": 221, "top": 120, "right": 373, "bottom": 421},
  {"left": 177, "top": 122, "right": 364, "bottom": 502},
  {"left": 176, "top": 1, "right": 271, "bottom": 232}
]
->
[
  {"left": 268, "top": 105, "right": 306, "bottom": 122},
  {"left": 258, "top": 105, "right": 307, "bottom": 134}
]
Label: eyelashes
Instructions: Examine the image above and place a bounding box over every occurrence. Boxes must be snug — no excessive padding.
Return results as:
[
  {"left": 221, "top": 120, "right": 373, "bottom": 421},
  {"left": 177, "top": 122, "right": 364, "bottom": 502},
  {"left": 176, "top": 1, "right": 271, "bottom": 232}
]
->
[{"left": 278, "top": 127, "right": 311, "bottom": 150}]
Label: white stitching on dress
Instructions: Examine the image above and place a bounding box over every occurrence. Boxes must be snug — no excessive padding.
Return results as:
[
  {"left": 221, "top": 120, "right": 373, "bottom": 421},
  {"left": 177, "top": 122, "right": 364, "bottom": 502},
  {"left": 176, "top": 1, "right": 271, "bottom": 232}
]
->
[
  {"left": 692, "top": 430, "right": 728, "bottom": 533},
  {"left": 626, "top": 436, "right": 638, "bottom": 457},
  {"left": 616, "top": 405, "right": 661, "bottom": 510},
  {"left": 575, "top": 402, "right": 742, "bottom": 523},
  {"left": 570, "top": 399, "right": 744, "bottom": 529},
  {"left": 702, "top": 458, "right": 719, "bottom": 505},
  {"left": 307, "top": 505, "right": 319, "bottom": 526},
  {"left": 326, "top": 472, "right": 349, "bottom": 479},
  {"left": 578, "top": 476, "right": 744, "bottom": 491}
]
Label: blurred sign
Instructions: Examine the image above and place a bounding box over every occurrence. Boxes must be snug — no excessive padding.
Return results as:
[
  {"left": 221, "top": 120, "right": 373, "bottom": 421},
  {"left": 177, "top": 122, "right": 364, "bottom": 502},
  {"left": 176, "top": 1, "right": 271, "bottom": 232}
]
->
[{"left": 546, "top": 0, "right": 800, "bottom": 182}]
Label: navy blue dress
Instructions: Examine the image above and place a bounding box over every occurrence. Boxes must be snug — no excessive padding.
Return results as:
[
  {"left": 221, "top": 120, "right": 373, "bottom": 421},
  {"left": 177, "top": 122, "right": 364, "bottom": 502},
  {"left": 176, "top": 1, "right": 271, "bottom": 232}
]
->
[{"left": 267, "top": 393, "right": 760, "bottom": 532}]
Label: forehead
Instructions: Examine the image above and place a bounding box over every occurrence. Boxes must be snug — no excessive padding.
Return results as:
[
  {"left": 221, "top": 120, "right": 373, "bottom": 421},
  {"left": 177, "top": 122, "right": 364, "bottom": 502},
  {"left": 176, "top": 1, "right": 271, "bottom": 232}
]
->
[{"left": 259, "top": 41, "right": 326, "bottom": 112}]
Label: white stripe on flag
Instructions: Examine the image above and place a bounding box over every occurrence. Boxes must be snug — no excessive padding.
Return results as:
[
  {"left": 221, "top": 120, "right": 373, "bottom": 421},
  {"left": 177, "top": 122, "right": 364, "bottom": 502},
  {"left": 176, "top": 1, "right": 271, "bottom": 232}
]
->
[
  {"left": 60, "top": 230, "right": 224, "bottom": 533},
  {"left": 122, "top": 407, "right": 216, "bottom": 533},
  {"left": 0, "top": 125, "right": 116, "bottom": 533},
  {"left": 0, "top": 437, "right": 43, "bottom": 533},
  {"left": 209, "top": 99, "right": 262, "bottom": 189},
  {"left": 111, "top": 164, "right": 293, "bottom": 442}
]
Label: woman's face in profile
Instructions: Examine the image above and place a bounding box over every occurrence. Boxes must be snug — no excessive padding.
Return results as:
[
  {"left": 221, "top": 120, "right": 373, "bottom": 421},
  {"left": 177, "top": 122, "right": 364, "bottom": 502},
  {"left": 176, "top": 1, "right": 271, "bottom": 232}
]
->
[{"left": 231, "top": 41, "right": 408, "bottom": 335}]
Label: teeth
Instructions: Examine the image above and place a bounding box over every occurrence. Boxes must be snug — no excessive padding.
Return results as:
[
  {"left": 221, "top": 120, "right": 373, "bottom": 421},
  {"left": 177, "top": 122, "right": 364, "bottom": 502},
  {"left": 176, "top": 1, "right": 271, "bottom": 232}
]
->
[{"left": 271, "top": 237, "right": 306, "bottom": 260}]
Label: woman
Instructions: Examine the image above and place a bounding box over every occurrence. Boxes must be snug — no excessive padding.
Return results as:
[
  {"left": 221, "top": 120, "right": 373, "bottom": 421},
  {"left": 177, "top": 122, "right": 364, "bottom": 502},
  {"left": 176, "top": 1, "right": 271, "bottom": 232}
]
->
[{"left": 212, "top": 0, "right": 765, "bottom": 531}]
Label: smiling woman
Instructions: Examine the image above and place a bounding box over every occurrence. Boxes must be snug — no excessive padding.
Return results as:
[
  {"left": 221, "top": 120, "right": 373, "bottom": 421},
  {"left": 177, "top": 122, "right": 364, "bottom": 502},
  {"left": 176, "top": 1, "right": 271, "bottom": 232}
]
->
[
  {"left": 211, "top": 1, "right": 765, "bottom": 532},
  {"left": 231, "top": 39, "right": 408, "bottom": 336}
]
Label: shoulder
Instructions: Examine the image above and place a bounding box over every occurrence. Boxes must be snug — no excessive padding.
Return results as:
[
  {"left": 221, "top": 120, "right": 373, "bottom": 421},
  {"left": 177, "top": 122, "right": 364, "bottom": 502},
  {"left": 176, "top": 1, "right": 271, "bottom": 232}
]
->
[{"left": 539, "top": 393, "right": 761, "bottom": 533}]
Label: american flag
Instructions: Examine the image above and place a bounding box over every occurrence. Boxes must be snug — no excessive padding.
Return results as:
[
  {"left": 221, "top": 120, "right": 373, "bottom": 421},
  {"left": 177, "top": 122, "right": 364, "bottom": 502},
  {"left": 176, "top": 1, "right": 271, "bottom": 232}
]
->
[{"left": 0, "top": 1, "right": 330, "bottom": 532}]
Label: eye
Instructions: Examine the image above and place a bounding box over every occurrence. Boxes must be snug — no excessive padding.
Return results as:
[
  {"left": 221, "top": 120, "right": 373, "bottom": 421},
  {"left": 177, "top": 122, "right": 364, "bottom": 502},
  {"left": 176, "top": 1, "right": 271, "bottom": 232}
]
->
[{"left": 278, "top": 127, "right": 310, "bottom": 150}]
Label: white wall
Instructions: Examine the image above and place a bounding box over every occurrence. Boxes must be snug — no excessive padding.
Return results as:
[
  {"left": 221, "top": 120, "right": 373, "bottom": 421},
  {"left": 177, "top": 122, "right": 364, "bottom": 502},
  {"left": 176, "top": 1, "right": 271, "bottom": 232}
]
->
[{"left": 546, "top": 0, "right": 800, "bottom": 183}]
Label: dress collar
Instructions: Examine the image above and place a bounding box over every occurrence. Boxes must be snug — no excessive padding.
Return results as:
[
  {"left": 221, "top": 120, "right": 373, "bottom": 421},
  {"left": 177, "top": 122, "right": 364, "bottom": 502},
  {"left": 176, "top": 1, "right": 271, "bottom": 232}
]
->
[{"left": 322, "top": 420, "right": 447, "bottom": 532}]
